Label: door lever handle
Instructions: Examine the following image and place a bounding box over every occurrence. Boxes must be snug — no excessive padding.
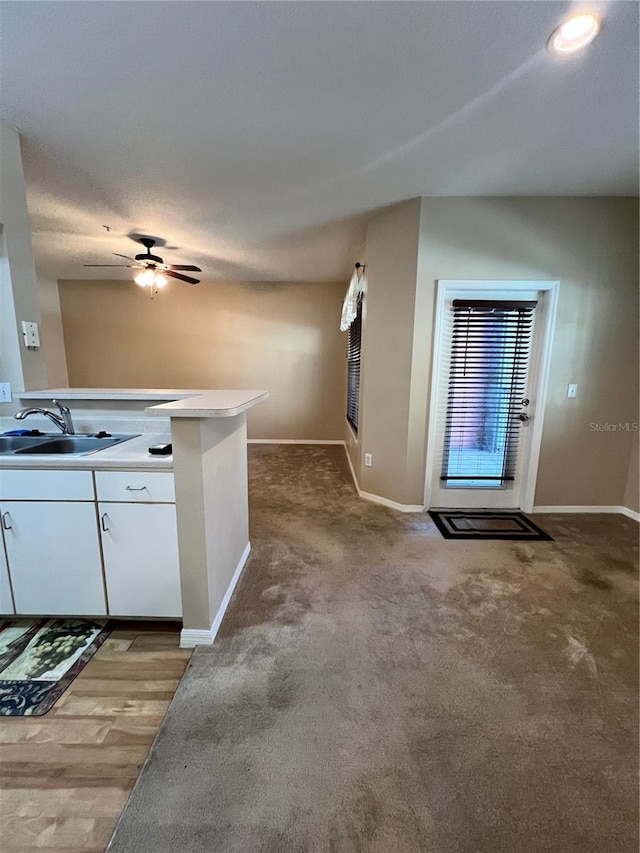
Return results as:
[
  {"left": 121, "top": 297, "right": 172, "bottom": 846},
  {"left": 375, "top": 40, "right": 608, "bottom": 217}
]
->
[
  {"left": 518, "top": 412, "right": 530, "bottom": 422},
  {"left": 2, "top": 512, "right": 11, "bottom": 530}
]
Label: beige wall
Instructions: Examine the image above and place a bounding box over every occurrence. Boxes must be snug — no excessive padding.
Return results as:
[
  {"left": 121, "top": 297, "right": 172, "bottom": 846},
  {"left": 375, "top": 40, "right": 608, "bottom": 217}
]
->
[
  {"left": 358, "top": 197, "right": 639, "bottom": 508},
  {"left": 37, "top": 275, "right": 69, "bottom": 388},
  {"left": 0, "top": 123, "right": 48, "bottom": 409},
  {"left": 418, "top": 197, "right": 639, "bottom": 508},
  {"left": 58, "top": 279, "right": 346, "bottom": 440},
  {"left": 172, "top": 414, "right": 249, "bottom": 632},
  {"left": 349, "top": 199, "right": 422, "bottom": 503}
]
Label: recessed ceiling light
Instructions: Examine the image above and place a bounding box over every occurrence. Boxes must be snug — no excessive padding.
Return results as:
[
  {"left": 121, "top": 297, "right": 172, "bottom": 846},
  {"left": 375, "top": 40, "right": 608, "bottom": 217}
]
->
[{"left": 547, "top": 13, "right": 602, "bottom": 56}]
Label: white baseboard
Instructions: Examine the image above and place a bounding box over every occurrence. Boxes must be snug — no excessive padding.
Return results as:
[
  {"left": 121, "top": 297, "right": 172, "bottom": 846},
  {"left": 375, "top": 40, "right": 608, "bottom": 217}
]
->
[
  {"left": 343, "top": 441, "right": 360, "bottom": 491},
  {"left": 178, "top": 626, "right": 218, "bottom": 648},
  {"left": 343, "top": 445, "right": 424, "bottom": 513},
  {"left": 620, "top": 506, "right": 640, "bottom": 522},
  {"left": 359, "top": 489, "right": 424, "bottom": 513},
  {"left": 180, "top": 541, "right": 252, "bottom": 648},
  {"left": 534, "top": 505, "right": 640, "bottom": 522},
  {"left": 247, "top": 439, "right": 345, "bottom": 444}
]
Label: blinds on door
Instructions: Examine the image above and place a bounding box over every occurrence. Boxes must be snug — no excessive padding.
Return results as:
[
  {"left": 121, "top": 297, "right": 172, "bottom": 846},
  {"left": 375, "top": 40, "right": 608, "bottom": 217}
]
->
[
  {"left": 346, "top": 297, "right": 363, "bottom": 434},
  {"left": 441, "top": 299, "right": 537, "bottom": 487}
]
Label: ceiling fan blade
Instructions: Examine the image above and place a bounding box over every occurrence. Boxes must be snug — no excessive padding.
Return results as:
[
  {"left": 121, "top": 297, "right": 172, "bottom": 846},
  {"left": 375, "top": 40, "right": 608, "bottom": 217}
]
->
[
  {"left": 165, "top": 270, "right": 200, "bottom": 285},
  {"left": 113, "top": 253, "right": 136, "bottom": 261},
  {"left": 167, "top": 264, "right": 202, "bottom": 272},
  {"left": 83, "top": 264, "right": 135, "bottom": 267}
]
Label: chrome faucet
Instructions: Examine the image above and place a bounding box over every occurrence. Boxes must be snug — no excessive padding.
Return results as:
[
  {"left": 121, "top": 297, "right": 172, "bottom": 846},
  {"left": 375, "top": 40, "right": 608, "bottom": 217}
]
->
[{"left": 14, "top": 399, "right": 75, "bottom": 434}]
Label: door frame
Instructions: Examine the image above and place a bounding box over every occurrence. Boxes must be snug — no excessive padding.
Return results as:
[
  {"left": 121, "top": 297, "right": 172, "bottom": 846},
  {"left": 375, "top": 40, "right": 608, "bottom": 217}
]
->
[{"left": 424, "top": 279, "right": 560, "bottom": 513}]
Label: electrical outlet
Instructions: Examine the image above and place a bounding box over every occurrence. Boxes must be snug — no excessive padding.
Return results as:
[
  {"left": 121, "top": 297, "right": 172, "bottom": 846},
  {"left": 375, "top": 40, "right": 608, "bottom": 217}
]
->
[
  {"left": 364, "top": 453, "right": 373, "bottom": 467},
  {"left": 0, "top": 382, "right": 11, "bottom": 402},
  {"left": 21, "top": 321, "right": 40, "bottom": 348},
  {"left": 567, "top": 383, "right": 578, "bottom": 398}
]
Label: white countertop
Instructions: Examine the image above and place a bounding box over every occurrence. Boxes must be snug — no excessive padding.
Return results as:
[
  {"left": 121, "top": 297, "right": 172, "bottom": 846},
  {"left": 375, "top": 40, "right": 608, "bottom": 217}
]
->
[
  {"left": 19, "top": 387, "right": 270, "bottom": 419},
  {"left": 0, "top": 433, "right": 173, "bottom": 471},
  {"left": 147, "top": 390, "right": 269, "bottom": 418},
  {"left": 3, "top": 388, "right": 269, "bottom": 470},
  {"left": 19, "top": 388, "right": 207, "bottom": 401}
]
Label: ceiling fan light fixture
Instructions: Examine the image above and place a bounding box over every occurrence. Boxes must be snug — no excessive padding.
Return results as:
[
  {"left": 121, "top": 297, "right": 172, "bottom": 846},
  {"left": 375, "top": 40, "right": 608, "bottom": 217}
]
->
[
  {"left": 547, "top": 13, "right": 601, "bottom": 55},
  {"left": 86, "top": 236, "right": 201, "bottom": 288},
  {"left": 134, "top": 268, "right": 156, "bottom": 287}
]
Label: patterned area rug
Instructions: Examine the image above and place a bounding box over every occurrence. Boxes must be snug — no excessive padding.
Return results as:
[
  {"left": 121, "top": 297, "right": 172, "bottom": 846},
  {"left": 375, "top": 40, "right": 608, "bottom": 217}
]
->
[
  {"left": 0, "top": 619, "right": 110, "bottom": 716},
  {"left": 429, "top": 510, "right": 553, "bottom": 541}
]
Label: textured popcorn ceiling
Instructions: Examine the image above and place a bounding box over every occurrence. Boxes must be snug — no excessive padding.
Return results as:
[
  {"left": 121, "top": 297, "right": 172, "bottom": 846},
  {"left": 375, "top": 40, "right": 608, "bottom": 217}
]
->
[{"left": 1, "top": 1, "right": 638, "bottom": 282}]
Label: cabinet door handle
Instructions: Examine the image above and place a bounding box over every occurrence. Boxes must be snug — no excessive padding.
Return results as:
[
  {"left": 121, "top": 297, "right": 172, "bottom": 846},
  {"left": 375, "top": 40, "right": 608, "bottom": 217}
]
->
[
  {"left": 2, "top": 512, "right": 11, "bottom": 530},
  {"left": 101, "top": 513, "right": 109, "bottom": 532},
  {"left": 125, "top": 485, "right": 147, "bottom": 491}
]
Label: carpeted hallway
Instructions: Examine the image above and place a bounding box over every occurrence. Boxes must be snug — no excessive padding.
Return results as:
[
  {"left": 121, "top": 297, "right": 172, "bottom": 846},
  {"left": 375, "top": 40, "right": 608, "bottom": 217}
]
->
[{"left": 108, "top": 445, "right": 639, "bottom": 853}]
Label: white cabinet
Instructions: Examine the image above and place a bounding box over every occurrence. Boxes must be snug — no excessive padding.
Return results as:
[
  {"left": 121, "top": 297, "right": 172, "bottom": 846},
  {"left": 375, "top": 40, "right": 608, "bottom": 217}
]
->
[
  {"left": 99, "top": 502, "right": 181, "bottom": 617},
  {"left": 0, "top": 533, "right": 14, "bottom": 614},
  {"left": 96, "top": 470, "right": 181, "bottom": 618},
  {"left": 0, "top": 466, "right": 179, "bottom": 619},
  {"left": 2, "top": 501, "right": 106, "bottom": 615}
]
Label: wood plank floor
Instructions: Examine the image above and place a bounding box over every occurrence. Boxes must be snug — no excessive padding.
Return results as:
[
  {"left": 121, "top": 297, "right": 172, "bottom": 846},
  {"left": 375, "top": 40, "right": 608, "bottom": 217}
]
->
[{"left": 0, "top": 621, "right": 191, "bottom": 853}]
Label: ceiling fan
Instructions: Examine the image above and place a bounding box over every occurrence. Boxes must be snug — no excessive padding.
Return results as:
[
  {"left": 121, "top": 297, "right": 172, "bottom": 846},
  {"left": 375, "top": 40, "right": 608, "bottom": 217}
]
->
[{"left": 84, "top": 237, "right": 202, "bottom": 290}]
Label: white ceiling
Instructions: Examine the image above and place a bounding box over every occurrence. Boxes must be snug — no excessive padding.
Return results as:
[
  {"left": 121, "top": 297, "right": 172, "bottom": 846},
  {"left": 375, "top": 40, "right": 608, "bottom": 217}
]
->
[{"left": 1, "top": 1, "right": 638, "bottom": 282}]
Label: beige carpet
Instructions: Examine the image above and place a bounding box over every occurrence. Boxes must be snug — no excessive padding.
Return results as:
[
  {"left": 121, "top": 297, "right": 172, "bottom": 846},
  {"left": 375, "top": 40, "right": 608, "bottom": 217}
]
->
[{"left": 108, "top": 445, "right": 639, "bottom": 853}]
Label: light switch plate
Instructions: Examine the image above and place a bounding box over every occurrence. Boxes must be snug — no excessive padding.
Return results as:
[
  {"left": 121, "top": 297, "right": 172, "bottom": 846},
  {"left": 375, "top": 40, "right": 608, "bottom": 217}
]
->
[
  {"left": 567, "top": 383, "right": 578, "bottom": 398},
  {"left": 0, "top": 382, "right": 11, "bottom": 402},
  {"left": 21, "top": 321, "right": 40, "bottom": 348}
]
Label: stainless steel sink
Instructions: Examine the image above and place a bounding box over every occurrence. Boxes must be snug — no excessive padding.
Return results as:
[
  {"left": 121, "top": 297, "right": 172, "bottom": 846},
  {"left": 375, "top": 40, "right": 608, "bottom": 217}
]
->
[
  {"left": 0, "top": 435, "right": 54, "bottom": 453},
  {"left": 0, "top": 433, "right": 140, "bottom": 456}
]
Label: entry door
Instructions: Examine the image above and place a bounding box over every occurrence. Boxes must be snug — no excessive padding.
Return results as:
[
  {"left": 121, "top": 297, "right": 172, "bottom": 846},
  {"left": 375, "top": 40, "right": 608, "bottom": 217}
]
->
[{"left": 427, "top": 282, "right": 558, "bottom": 510}]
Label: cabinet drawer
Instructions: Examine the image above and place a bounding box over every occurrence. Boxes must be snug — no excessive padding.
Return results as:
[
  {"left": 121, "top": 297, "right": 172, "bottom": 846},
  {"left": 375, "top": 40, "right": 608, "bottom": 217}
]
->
[
  {"left": 0, "top": 469, "right": 94, "bottom": 501},
  {"left": 95, "top": 471, "right": 175, "bottom": 503}
]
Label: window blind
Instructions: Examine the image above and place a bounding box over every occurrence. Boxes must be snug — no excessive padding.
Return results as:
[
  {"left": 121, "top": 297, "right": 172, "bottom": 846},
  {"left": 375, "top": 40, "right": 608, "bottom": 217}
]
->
[
  {"left": 346, "top": 297, "right": 363, "bottom": 434},
  {"left": 441, "top": 299, "right": 537, "bottom": 486}
]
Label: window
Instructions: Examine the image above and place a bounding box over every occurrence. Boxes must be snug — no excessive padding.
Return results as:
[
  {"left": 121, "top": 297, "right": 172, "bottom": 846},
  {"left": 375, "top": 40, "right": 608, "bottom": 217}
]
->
[
  {"left": 441, "top": 299, "right": 536, "bottom": 487},
  {"left": 346, "top": 297, "right": 362, "bottom": 434}
]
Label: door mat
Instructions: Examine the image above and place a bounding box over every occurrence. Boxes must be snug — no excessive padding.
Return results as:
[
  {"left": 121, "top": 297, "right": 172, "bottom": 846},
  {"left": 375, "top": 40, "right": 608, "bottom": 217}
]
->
[
  {"left": 429, "top": 510, "right": 553, "bottom": 541},
  {"left": 0, "top": 618, "right": 110, "bottom": 716}
]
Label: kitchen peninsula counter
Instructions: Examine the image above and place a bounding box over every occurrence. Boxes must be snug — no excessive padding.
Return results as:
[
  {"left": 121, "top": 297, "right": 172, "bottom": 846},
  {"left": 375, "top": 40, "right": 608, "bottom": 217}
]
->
[
  {"left": 9, "top": 388, "right": 270, "bottom": 646},
  {"left": 20, "top": 388, "right": 269, "bottom": 413}
]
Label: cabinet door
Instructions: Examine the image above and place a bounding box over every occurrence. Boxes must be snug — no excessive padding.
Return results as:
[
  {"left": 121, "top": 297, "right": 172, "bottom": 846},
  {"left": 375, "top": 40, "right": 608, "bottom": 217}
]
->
[
  {"left": 2, "top": 501, "right": 106, "bottom": 616},
  {"left": 0, "top": 532, "right": 15, "bottom": 615},
  {"left": 99, "top": 503, "right": 181, "bottom": 617}
]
